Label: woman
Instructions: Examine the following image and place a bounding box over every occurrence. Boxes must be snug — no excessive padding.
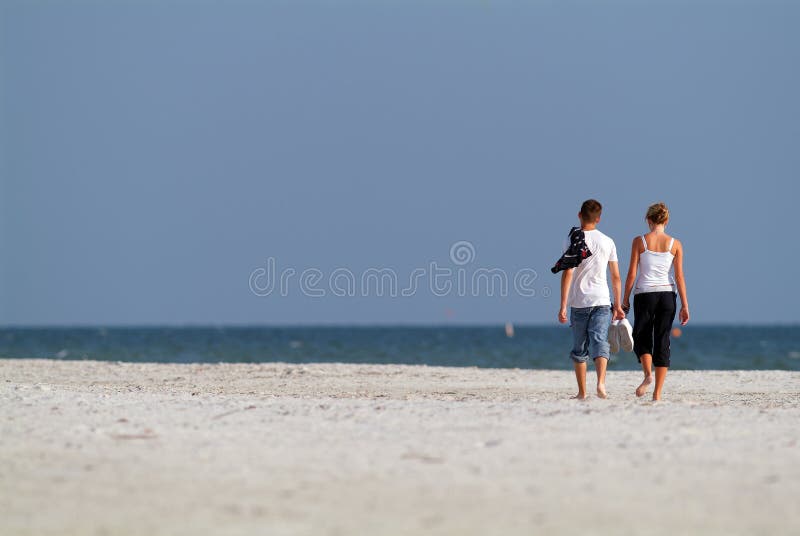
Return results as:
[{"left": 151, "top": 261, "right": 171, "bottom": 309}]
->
[{"left": 622, "top": 203, "right": 690, "bottom": 400}]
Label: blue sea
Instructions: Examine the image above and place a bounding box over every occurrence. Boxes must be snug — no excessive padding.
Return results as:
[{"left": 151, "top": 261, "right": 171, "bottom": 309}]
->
[{"left": 0, "top": 326, "right": 798, "bottom": 370}]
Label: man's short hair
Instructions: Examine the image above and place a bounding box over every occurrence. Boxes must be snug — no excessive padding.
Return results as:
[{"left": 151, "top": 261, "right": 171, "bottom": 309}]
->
[{"left": 580, "top": 199, "right": 602, "bottom": 222}]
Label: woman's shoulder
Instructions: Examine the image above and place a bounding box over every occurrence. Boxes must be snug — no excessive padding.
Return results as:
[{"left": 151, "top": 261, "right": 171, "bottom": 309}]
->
[{"left": 631, "top": 235, "right": 645, "bottom": 250}]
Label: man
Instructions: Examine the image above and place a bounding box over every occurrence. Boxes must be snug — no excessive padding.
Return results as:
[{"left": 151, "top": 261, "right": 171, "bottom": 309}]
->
[{"left": 557, "top": 199, "right": 625, "bottom": 399}]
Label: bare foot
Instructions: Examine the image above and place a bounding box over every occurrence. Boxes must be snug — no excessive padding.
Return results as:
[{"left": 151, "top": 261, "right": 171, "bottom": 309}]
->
[
  {"left": 571, "top": 393, "right": 588, "bottom": 400},
  {"left": 596, "top": 384, "right": 607, "bottom": 399},
  {"left": 652, "top": 393, "right": 662, "bottom": 401},
  {"left": 635, "top": 375, "right": 654, "bottom": 397}
]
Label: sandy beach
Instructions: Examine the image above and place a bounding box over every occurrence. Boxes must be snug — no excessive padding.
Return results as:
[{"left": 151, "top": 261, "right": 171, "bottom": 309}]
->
[{"left": 1, "top": 359, "right": 798, "bottom": 535}]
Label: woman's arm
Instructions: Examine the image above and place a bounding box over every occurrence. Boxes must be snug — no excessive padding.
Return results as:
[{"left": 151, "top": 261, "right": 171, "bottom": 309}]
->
[
  {"left": 622, "top": 237, "right": 640, "bottom": 310},
  {"left": 673, "top": 239, "right": 690, "bottom": 325}
]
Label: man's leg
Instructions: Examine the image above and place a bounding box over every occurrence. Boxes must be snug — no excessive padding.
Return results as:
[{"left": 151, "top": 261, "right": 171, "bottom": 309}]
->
[
  {"left": 586, "top": 306, "right": 611, "bottom": 399},
  {"left": 594, "top": 357, "right": 608, "bottom": 399},
  {"left": 572, "top": 361, "right": 588, "bottom": 399},
  {"left": 635, "top": 354, "right": 654, "bottom": 397},
  {"left": 569, "top": 307, "right": 590, "bottom": 400}
]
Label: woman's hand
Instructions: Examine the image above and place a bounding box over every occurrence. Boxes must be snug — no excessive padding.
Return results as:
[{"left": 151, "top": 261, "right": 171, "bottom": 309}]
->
[
  {"left": 622, "top": 300, "right": 630, "bottom": 314},
  {"left": 679, "top": 307, "right": 690, "bottom": 326}
]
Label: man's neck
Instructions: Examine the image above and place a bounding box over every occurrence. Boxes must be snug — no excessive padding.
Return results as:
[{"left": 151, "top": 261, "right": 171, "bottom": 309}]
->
[{"left": 581, "top": 223, "right": 597, "bottom": 231}]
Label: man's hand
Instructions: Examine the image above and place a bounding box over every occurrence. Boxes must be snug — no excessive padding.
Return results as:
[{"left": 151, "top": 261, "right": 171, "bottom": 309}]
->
[
  {"left": 613, "top": 305, "right": 625, "bottom": 321},
  {"left": 558, "top": 307, "right": 568, "bottom": 324}
]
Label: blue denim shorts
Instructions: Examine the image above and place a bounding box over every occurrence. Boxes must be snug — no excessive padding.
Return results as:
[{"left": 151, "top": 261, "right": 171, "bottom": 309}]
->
[{"left": 570, "top": 305, "right": 611, "bottom": 363}]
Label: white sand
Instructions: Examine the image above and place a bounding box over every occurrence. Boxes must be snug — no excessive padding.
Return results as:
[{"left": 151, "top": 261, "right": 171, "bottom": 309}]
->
[{"left": 1, "top": 359, "right": 799, "bottom": 535}]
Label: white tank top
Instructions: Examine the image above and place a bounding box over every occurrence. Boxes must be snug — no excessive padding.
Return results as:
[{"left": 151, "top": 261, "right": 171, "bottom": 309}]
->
[{"left": 635, "top": 235, "right": 677, "bottom": 295}]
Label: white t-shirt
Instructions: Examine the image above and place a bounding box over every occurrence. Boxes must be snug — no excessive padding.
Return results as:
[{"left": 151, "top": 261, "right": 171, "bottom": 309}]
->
[{"left": 564, "top": 229, "right": 618, "bottom": 308}]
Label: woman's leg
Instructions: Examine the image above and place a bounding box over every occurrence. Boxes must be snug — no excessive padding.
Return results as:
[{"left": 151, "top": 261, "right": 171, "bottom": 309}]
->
[
  {"left": 653, "top": 366, "right": 668, "bottom": 401},
  {"left": 633, "top": 294, "right": 655, "bottom": 397},
  {"left": 636, "top": 354, "right": 654, "bottom": 397},
  {"left": 651, "top": 293, "right": 677, "bottom": 401}
]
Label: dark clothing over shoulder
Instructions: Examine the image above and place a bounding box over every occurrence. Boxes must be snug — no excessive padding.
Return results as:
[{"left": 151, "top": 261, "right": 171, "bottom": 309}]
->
[{"left": 551, "top": 227, "right": 593, "bottom": 274}]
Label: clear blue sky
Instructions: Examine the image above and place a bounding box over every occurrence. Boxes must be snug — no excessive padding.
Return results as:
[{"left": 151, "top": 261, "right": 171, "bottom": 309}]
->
[{"left": 1, "top": 1, "right": 798, "bottom": 326}]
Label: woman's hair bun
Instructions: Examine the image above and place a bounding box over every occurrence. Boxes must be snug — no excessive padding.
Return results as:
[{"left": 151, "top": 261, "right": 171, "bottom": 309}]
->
[{"left": 646, "top": 202, "right": 669, "bottom": 225}]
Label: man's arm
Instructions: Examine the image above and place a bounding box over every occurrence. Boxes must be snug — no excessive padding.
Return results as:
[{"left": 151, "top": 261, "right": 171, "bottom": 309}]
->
[
  {"left": 558, "top": 269, "right": 573, "bottom": 324},
  {"left": 608, "top": 261, "right": 624, "bottom": 320}
]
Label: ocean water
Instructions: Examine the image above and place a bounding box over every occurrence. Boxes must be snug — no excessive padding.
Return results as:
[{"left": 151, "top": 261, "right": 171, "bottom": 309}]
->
[{"left": 1, "top": 326, "right": 798, "bottom": 370}]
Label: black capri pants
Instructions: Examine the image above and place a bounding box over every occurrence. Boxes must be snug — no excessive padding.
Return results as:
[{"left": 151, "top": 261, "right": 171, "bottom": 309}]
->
[{"left": 633, "top": 291, "right": 677, "bottom": 367}]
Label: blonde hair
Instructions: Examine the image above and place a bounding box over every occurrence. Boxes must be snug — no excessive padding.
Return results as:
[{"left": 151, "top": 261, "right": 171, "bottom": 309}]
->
[{"left": 646, "top": 202, "right": 669, "bottom": 225}]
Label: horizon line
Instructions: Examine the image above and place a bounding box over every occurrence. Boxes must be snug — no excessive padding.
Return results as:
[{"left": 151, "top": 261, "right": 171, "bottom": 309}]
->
[{"left": 1, "top": 322, "right": 798, "bottom": 329}]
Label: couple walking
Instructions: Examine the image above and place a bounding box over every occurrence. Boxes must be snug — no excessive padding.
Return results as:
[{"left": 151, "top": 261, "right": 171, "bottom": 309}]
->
[{"left": 554, "top": 199, "right": 690, "bottom": 401}]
